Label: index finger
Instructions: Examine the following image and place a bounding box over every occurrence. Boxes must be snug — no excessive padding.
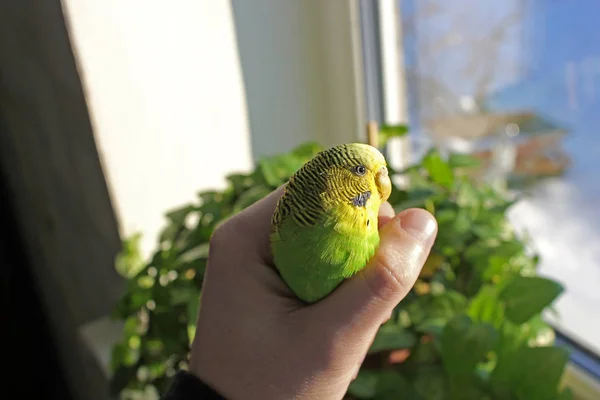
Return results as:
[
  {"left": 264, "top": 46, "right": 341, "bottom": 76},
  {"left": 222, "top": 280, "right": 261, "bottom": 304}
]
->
[{"left": 215, "top": 185, "right": 284, "bottom": 265}]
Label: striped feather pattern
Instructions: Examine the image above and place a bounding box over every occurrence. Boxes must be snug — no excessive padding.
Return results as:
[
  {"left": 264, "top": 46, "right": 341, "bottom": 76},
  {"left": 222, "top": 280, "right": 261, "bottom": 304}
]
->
[{"left": 272, "top": 143, "right": 384, "bottom": 231}]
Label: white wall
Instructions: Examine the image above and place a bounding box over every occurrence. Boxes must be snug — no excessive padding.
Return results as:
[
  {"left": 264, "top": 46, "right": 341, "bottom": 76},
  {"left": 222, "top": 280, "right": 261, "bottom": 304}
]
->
[
  {"left": 231, "top": 0, "right": 366, "bottom": 158},
  {"left": 62, "top": 0, "right": 366, "bottom": 258},
  {"left": 63, "top": 0, "right": 254, "bottom": 258}
]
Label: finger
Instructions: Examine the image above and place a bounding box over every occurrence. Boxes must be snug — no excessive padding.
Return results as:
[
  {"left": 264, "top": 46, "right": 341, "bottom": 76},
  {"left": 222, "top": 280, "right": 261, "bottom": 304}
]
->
[
  {"left": 315, "top": 208, "right": 437, "bottom": 338},
  {"left": 378, "top": 201, "right": 395, "bottom": 228},
  {"left": 211, "top": 186, "right": 284, "bottom": 264}
]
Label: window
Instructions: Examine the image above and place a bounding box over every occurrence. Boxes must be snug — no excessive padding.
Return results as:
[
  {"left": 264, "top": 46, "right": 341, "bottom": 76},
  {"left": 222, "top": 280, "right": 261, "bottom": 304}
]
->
[
  {"left": 359, "top": 1, "right": 600, "bottom": 395},
  {"left": 390, "top": 0, "right": 599, "bottom": 364}
]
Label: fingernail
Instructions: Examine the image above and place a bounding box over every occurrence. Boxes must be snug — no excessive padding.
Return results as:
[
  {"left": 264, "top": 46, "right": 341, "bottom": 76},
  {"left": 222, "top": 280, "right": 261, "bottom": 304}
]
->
[{"left": 399, "top": 209, "right": 437, "bottom": 244}]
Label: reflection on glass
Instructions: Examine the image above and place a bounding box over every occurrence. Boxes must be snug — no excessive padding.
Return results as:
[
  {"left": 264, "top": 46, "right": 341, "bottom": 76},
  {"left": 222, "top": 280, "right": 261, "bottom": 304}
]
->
[{"left": 400, "top": 0, "right": 600, "bottom": 354}]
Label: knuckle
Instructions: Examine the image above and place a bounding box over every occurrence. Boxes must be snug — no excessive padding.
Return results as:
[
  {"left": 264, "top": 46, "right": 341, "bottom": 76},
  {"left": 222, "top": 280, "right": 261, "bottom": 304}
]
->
[
  {"left": 373, "top": 252, "right": 406, "bottom": 296},
  {"left": 366, "top": 241, "right": 423, "bottom": 301},
  {"left": 208, "top": 213, "right": 251, "bottom": 258},
  {"left": 207, "top": 218, "right": 245, "bottom": 274},
  {"left": 208, "top": 220, "right": 235, "bottom": 255},
  {"left": 388, "top": 218, "right": 422, "bottom": 247}
]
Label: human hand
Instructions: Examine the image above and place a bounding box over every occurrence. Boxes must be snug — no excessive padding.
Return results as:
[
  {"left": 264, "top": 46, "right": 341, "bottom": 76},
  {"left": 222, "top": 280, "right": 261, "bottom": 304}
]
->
[{"left": 188, "top": 187, "right": 438, "bottom": 400}]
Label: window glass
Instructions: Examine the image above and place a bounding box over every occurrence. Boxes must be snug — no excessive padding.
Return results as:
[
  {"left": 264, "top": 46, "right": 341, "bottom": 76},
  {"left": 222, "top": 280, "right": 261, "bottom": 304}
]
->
[{"left": 399, "top": 0, "right": 600, "bottom": 355}]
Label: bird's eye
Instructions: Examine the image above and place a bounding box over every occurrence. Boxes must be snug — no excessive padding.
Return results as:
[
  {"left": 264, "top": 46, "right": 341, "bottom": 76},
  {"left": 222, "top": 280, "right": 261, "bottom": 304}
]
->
[{"left": 353, "top": 165, "right": 367, "bottom": 176}]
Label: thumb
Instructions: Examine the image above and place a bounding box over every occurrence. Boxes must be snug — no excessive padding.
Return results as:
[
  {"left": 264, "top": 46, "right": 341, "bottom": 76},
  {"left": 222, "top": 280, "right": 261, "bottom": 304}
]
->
[{"left": 315, "top": 208, "right": 437, "bottom": 339}]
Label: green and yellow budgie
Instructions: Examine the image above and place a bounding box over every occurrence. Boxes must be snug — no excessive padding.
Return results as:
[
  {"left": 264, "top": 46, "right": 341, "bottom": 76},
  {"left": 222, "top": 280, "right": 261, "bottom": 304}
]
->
[{"left": 270, "top": 143, "right": 392, "bottom": 303}]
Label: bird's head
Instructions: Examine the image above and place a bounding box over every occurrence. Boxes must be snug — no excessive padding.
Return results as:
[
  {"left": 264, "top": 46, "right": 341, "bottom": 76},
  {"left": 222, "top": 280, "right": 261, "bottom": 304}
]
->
[{"left": 317, "top": 143, "right": 392, "bottom": 208}]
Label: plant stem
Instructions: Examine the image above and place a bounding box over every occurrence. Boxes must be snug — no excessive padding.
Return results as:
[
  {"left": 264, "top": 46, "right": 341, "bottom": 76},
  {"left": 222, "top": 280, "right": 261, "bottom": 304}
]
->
[{"left": 367, "top": 121, "right": 379, "bottom": 148}]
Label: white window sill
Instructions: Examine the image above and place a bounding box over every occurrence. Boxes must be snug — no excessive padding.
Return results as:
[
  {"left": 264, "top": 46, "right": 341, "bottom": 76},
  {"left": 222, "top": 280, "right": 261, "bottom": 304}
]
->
[{"left": 563, "top": 363, "right": 600, "bottom": 400}]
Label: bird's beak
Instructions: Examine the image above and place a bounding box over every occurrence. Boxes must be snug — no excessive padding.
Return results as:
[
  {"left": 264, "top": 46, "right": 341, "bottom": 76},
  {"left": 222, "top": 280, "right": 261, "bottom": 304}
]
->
[{"left": 375, "top": 165, "right": 392, "bottom": 202}]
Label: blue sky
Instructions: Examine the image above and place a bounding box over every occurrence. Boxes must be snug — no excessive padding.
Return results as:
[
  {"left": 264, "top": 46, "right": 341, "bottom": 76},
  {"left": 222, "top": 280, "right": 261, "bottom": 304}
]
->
[
  {"left": 490, "top": 0, "right": 600, "bottom": 178},
  {"left": 400, "top": 0, "right": 600, "bottom": 178}
]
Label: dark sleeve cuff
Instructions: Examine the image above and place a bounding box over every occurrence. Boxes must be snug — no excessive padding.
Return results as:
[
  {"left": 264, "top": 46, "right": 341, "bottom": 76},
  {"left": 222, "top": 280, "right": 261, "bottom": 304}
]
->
[{"left": 162, "top": 370, "right": 226, "bottom": 400}]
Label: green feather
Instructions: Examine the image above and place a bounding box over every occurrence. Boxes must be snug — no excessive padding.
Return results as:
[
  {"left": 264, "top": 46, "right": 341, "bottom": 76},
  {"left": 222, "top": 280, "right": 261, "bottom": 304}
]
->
[{"left": 271, "top": 207, "right": 380, "bottom": 303}]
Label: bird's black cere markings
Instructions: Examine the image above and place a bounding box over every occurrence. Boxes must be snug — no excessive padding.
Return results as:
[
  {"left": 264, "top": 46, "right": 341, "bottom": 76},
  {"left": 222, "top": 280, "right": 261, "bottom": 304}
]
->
[{"left": 352, "top": 190, "right": 371, "bottom": 207}]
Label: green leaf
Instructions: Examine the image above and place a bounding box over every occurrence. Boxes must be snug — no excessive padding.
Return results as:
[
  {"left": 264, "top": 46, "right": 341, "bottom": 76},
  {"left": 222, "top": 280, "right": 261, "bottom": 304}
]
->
[
  {"left": 523, "top": 314, "right": 556, "bottom": 347},
  {"left": 257, "top": 151, "right": 309, "bottom": 188},
  {"left": 386, "top": 186, "right": 409, "bottom": 206},
  {"left": 495, "top": 321, "right": 529, "bottom": 365},
  {"left": 415, "top": 318, "right": 447, "bottom": 338},
  {"left": 441, "top": 315, "right": 498, "bottom": 375},
  {"left": 232, "top": 185, "right": 272, "bottom": 213},
  {"left": 187, "top": 324, "right": 196, "bottom": 346},
  {"left": 115, "top": 233, "right": 146, "bottom": 278},
  {"left": 257, "top": 158, "right": 280, "bottom": 185},
  {"left": 422, "top": 150, "right": 455, "bottom": 188},
  {"left": 434, "top": 208, "right": 457, "bottom": 225},
  {"left": 111, "top": 341, "right": 140, "bottom": 368},
  {"left": 482, "top": 255, "right": 511, "bottom": 282},
  {"left": 347, "top": 369, "right": 379, "bottom": 399},
  {"left": 455, "top": 181, "right": 481, "bottom": 208},
  {"left": 393, "top": 189, "right": 445, "bottom": 211},
  {"left": 413, "top": 366, "right": 447, "bottom": 400},
  {"left": 258, "top": 158, "right": 285, "bottom": 187},
  {"left": 453, "top": 209, "right": 471, "bottom": 233},
  {"left": 557, "top": 388, "right": 574, "bottom": 400},
  {"left": 379, "top": 124, "right": 409, "bottom": 147},
  {"left": 405, "top": 290, "right": 468, "bottom": 327},
  {"left": 491, "top": 346, "right": 570, "bottom": 400},
  {"left": 275, "top": 154, "right": 305, "bottom": 178},
  {"left": 368, "top": 324, "right": 417, "bottom": 354},
  {"left": 187, "top": 294, "right": 201, "bottom": 326},
  {"left": 446, "top": 374, "right": 491, "bottom": 400},
  {"left": 500, "top": 276, "right": 564, "bottom": 324},
  {"left": 109, "top": 365, "right": 138, "bottom": 396},
  {"left": 468, "top": 285, "right": 505, "bottom": 329},
  {"left": 448, "top": 153, "right": 481, "bottom": 169},
  {"left": 409, "top": 340, "right": 441, "bottom": 365},
  {"left": 165, "top": 204, "right": 197, "bottom": 227},
  {"left": 494, "top": 240, "right": 525, "bottom": 261},
  {"left": 185, "top": 293, "right": 200, "bottom": 343},
  {"left": 375, "top": 370, "right": 413, "bottom": 400},
  {"left": 290, "top": 141, "right": 323, "bottom": 160},
  {"left": 178, "top": 243, "right": 209, "bottom": 264},
  {"left": 170, "top": 286, "right": 198, "bottom": 306},
  {"left": 197, "top": 191, "right": 227, "bottom": 222}
]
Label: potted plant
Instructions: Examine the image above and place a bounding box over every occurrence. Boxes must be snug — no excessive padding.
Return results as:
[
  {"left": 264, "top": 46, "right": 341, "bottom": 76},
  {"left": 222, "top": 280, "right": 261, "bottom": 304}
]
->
[{"left": 109, "top": 131, "right": 572, "bottom": 400}]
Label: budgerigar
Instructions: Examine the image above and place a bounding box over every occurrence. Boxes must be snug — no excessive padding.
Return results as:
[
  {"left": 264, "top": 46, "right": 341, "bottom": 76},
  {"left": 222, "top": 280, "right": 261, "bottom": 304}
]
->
[{"left": 270, "top": 143, "right": 392, "bottom": 303}]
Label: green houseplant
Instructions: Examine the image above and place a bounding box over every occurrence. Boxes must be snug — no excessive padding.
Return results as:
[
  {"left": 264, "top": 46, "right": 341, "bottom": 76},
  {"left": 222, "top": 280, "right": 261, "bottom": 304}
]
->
[{"left": 109, "top": 133, "right": 572, "bottom": 400}]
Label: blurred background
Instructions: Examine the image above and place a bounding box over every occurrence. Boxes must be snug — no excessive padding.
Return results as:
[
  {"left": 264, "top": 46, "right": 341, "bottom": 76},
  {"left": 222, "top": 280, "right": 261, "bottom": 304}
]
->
[{"left": 0, "top": 0, "right": 598, "bottom": 399}]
